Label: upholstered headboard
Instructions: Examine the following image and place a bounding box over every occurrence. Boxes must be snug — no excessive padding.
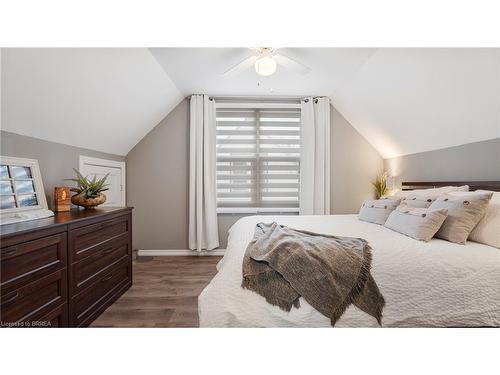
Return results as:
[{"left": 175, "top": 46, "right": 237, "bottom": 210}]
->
[{"left": 402, "top": 181, "right": 500, "bottom": 192}]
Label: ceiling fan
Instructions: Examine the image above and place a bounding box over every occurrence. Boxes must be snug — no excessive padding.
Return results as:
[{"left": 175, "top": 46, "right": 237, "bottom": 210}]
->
[{"left": 223, "top": 47, "right": 311, "bottom": 77}]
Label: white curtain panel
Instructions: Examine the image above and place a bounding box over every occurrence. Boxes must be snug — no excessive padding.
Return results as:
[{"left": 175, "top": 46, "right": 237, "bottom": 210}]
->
[
  {"left": 299, "top": 97, "right": 331, "bottom": 215},
  {"left": 188, "top": 94, "right": 220, "bottom": 251}
]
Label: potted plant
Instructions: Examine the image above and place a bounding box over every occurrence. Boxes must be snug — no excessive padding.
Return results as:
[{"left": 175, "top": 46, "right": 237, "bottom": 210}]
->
[
  {"left": 372, "top": 172, "right": 388, "bottom": 199},
  {"left": 66, "top": 169, "right": 110, "bottom": 209}
]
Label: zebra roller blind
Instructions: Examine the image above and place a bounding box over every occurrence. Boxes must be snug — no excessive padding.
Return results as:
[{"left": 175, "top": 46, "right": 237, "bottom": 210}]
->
[{"left": 216, "top": 105, "right": 301, "bottom": 212}]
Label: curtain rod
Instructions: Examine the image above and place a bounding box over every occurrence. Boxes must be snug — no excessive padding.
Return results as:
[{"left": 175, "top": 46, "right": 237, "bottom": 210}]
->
[
  {"left": 302, "top": 96, "right": 325, "bottom": 103},
  {"left": 186, "top": 95, "right": 326, "bottom": 102}
]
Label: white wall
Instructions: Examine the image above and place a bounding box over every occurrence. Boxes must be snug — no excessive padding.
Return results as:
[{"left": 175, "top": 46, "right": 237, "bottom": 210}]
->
[
  {"left": 1, "top": 48, "right": 183, "bottom": 155},
  {"left": 332, "top": 48, "right": 500, "bottom": 158},
  {"left": 330, "top": 106, "right": 383, "bottom": 213}
]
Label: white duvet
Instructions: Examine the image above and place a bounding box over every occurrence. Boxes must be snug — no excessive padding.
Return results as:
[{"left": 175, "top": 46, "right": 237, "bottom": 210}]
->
[{"left": 198, "top": 215, "right": 500, "bottom": 327}]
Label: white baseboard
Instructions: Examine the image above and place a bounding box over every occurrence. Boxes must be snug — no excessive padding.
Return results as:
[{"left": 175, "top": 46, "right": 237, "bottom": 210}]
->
[{"left": 138, "top": 249, "right": 226, "bottom": 257}]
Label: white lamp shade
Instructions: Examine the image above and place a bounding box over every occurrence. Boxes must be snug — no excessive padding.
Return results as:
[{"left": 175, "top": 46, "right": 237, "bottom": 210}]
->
[
  {"left": 386, "top": 176, "right": 396, "bottom": 189},
  {"left": 254, "top": 56, "right": 277, "bottom": 76}
]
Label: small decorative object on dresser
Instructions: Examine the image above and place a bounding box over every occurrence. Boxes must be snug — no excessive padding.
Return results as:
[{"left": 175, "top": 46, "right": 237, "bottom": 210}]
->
[
  {"left": 54, "top": 186, "right": 71, "bottom": 212},
  {"left": 372, "top": 171, "right": 388, "bottom": 199},
  {"left": 66, "top": 168, "right": 109, "bottom": 209},
  {"left": 0, "top": 207, "right": 133, "bottom": 327}
]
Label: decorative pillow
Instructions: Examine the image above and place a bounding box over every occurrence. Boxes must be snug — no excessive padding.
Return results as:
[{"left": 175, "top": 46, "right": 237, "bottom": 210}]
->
[
  {"left": 384, "top": 206, "right": 449, "bottom": 241},
  {"left": 392, "top": 190, "right": 414, "bottom": 199},
  {"left": 460, "top": 190, "right": 499, "bottom": 248},
  {"left": 358, "top": 198, "right": 401, "bottom": 225},
  {"left": 398, "top": 195, "right": 437, "bottom": 208},
  {"left": 382, "top": 195, "right": 404, "bottom": 200},
  {"left": 393, "top": 185, "right": 469, "bottom": 198},
  {"left": 429, "top": 191, "right": 494, "bottom": 244}
]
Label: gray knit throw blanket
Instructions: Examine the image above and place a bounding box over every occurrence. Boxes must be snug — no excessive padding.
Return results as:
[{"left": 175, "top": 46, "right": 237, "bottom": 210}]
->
[{"left": 242, "top": 223, "right": 385, "bottom": 326}]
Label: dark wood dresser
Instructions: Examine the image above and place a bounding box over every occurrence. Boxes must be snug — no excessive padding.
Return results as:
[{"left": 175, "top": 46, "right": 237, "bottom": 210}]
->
[{"left": 0, "top": 207, "right": 133, "bottom": 328}]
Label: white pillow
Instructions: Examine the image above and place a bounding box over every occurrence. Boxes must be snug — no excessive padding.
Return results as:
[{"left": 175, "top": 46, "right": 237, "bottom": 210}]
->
[
  {"left": 384, "top": 206, "right": 449, "bottom": 241},
  {"left": 466, "top": 190, "right": 500, "bottom": 248},
  {"left": 393, "top": 185, "right": 469, "bottom": 198},
  {"left": 358, "top": 198, "right": 401, "bottom": 225},
  {"left": 397, "top": 195, "right": 437, "bottom": 208},
  {"left": 429, "top": 191, "right": 493, "bottom": 244}
]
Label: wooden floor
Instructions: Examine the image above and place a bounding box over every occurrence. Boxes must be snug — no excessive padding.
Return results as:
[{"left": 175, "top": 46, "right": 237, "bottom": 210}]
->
[{"left": 91, "top": 256, "right": 221, "bottom": 328}]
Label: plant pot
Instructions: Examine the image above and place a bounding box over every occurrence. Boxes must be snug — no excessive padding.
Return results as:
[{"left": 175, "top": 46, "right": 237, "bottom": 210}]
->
[{"left": 71, "top": 193, "right": 106, "bottom": 209}]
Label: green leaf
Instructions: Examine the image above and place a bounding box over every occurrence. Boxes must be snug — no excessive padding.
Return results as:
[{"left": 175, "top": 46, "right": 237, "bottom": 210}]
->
[{"left": 66, "top": 169, "right": 111, "bottom": 197}]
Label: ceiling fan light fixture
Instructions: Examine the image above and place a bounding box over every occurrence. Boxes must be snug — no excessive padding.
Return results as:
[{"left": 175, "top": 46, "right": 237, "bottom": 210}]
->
[{"left": 254, "top": 56, "right": 277, "bottom": 76}]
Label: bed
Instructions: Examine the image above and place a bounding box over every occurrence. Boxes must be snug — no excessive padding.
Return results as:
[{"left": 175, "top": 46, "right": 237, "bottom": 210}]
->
[{"left": 198, "top": 182, "right": 500, "bottom": 327}]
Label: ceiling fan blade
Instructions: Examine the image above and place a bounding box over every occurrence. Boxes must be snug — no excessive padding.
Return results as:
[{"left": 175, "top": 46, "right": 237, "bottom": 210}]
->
[
  {"left": 273, "top": 54, "right": 311, "bottom": 75},
  {"left": 222, "top": 55, "right": 258, "bottom": 77}
]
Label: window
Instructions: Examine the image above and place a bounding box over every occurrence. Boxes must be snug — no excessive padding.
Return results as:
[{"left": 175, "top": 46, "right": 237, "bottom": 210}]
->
[
  {"left": 216, "top": 103, "right": 301, "bottom": 213},
  {"left": 0, "top": 156, "right": 51, "bottom": 224}
]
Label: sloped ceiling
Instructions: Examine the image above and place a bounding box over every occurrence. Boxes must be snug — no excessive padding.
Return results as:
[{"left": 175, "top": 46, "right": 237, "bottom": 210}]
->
[
  {"left": 331, "top": 48, "right": 500, "bottom": 158},
  {"left": 151, "top": 48, "right": 500, "bottom": 158},
  {"left": 2, "top": 48, "right": 499, "bottom": 158},
  {"left": 149, "top": 48, "right": 378, "bottom": 97},
  {"left": 1, "top": 48, "right": 183, "bottom": 155}
]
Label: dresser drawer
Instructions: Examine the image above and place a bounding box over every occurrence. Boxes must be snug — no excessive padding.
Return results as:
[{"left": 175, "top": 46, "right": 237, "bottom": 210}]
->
[
  {"left": 70, "top": 257, "right": 131, "bottom": 327},
  {"left": 69, "top": 233, "right": 131, "bottom": 295},
  {"left": 1, "top": 233, "right": 67, "bottom": 292},
  {"left": 1, "top": 269, "right": 67, "bottom": 325},
  {"left": 69, "top": 214, "right": 130, "bottom": 262},
  {"left": 38, "top": 303, "right": 68, "bottom": 328},
  {"left": 7, "top": 303, "right": 69, "bottom": 328}
]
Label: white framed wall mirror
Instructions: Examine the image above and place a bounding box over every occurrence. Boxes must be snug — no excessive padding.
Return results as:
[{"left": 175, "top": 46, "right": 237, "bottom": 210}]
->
[{"left": 0, "top": 156, "right": 54, "bottom": 225}]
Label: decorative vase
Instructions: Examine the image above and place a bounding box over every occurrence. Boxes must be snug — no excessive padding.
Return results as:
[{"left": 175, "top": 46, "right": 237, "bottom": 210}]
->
[{"left": 71, "top": 193, "right": 106, "bottom": 209}]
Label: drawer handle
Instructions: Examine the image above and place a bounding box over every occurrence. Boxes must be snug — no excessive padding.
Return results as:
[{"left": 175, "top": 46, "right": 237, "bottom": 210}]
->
[
  {"left": 102, "top": 246, "right": 114, "bottom": 255},
  {"left": 3, "top": 247, "right": 18, "bottom": 257},
  {"left": 101, "top": 274, "right": 113, "bottom": 283},
  {"left": 1, "top": 292, "right": 19, "bottom": 306}
]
